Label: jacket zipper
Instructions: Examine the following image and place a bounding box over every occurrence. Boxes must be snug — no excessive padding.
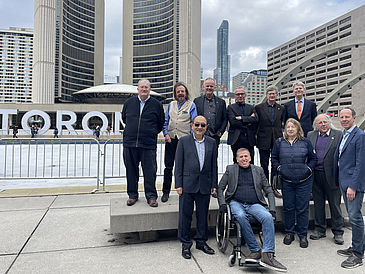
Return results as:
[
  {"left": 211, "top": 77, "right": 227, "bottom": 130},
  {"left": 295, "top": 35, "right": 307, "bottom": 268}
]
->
[{"left": 136, "top": 109, "right": 142, "bottom": 147}]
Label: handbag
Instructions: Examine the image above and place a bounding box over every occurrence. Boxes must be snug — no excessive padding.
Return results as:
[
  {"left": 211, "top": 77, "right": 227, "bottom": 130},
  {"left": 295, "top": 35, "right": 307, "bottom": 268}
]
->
[{"left": 272, "top": 138, "right": 282, "bottom": 190}]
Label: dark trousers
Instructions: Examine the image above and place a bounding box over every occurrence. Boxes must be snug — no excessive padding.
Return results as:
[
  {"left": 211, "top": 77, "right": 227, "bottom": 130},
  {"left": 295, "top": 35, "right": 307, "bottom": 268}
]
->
[
  {"left": 259, "top": 148, "right": 272, "bottom": 182},
  {"left": 312, "top": 170, "right": 343, "bottom": 235},
  {"left": 123, "top": 147, "right": 158, "bottom": 202},
  {"left": 282, "top": 177, "right": 313, "bottom": 238},
  {"left": 178, "top": 191, "right": 210, "bottom": 249},
  {"left": 163, "top": 138, "right": 179, "bottom": 194},
  {"left": 231, "top": 134, "right": 254, "bottom": 164}
]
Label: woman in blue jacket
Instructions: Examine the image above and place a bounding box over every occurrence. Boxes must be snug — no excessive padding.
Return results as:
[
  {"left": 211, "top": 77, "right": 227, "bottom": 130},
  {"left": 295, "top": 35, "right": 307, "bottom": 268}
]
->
[{"left": 272, "top": 118, "right": 317, "bottom": 248}]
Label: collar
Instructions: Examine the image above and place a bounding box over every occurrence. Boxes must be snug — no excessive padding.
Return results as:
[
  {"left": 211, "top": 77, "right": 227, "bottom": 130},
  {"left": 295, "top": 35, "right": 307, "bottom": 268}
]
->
[
  {"left": 343, "top": 125, "right": 356, "bottom": 134},
  {"left": 266, "top": 101, "right": 276, "bottom": 107},
  {"left": 295, "top": 97, "right": 303, "bottom": 103},
  {"left": 177, "top": 99, "right": 186, "bottom": 106},
  {"left": 236, "top": 102, "right": 245, "bottom": 107},
  {"left": 193, "top": 133, "right": 205, "bottom": 144},
  {"left": 318, "top": 129, "right": 331, "bottom": 137},
  {"left": 138, "top": 95, "right": 150, "bottom": 103}
]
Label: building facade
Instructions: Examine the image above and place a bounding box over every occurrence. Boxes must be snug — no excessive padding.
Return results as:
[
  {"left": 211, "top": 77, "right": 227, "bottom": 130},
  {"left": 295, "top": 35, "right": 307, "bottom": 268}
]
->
[
  {"left": 214, "top": 20, "right": 230, "bottom": 93},
  {"left": 0, "top": 27, "right": 33, "bottom": 103},
  {"left": 232, "top": 71, "right": 249, "bottom": 92},
  {"left": 122, "top": 0, "right": 201, "bottom": 101},
  {"left": 32, "top": 0, "right": 105, "bottom": 104},
  {"left": 267, "top": 5, "right": 365, "bottom": 115},
  {"left": 242, "top": 69, "right": 267, "bottom": 106}
]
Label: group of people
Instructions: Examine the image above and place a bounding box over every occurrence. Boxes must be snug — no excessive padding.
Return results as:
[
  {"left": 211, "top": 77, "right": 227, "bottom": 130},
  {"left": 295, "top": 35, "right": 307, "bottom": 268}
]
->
[{"left": 122, "top": 77, "right": 365, "bottom": 271}]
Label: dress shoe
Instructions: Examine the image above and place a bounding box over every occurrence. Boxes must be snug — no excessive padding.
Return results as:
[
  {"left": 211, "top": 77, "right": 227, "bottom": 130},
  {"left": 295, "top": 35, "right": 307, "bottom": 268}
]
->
[
  {"left": 300, "top": 238, "right": 308, "bottom": 248},
  {"left": 334, "top": 234, "right": 344, "bottom": 245},
  {"left": 196, "top": 244, "right": 215, "bottom": 255},
  {"left": 182, "top": 248, "right": 191, "bottom": 259},
  {"left": 126, "top": 198, "right": 138, "bottom": 206},
  {"left": 283, "top": 234, "right": 294, "bottom": 245},
  {"left": 161, "top": 193, "right": 169, "bottom": 203},
  {"left": 273, "top": 189, "right": 282, "bottom": 198},
  {"left": 148, "top": 199, "right": 158, "bottom": 207},
  {"left": 310, "top": 230, "right": 326, "bottom": 240}
]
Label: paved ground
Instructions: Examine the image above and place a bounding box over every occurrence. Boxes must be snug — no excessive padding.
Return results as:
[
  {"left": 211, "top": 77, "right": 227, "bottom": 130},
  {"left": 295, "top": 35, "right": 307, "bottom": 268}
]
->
[{"left": 1, "top": 188, "right": 364, "bottom": 274}]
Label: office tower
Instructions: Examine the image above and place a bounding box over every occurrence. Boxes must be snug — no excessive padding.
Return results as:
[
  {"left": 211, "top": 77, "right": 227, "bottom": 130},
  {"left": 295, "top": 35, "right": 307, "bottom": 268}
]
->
[
  {"left": 232, "top": 71, "right": 249, "bottom": 92},
  {"left": 32, "top": 0, "right": 105, "bottom": 104},
  {"left": 214, "top": 20, "right": 230, "bottom": 93},
  {"left": 267, "top": 4, "right": 365, "bottom": 115},
  {"left": 0, "top": 27, "right": 33, "bottom": 103},
  {"left": 242, "top": 69, "right": 267, "bottom": 106},
  {"left": 122, "top": 0, "right": 201, "bottom": 100}
]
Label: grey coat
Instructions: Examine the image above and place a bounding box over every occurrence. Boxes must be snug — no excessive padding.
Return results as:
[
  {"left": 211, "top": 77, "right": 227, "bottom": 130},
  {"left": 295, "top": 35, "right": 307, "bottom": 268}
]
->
[
  {"left": 307, "top": 129, "right": 342, "bottom": 189},
  {"left": 217, "top": 163, "right": 275, "bottom": 212}
]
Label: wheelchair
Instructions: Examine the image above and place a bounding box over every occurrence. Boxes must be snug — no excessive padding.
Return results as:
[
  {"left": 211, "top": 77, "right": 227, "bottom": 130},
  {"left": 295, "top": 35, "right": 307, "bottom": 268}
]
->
[{"left": 216, "top": 203, "right": 264, "bottom": 267}]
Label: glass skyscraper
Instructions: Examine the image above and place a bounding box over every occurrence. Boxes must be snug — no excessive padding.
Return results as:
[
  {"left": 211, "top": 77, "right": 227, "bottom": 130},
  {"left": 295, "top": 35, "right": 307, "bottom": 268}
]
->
[{"left": 214, "top": 20, "right": 230, "bottom": 93}]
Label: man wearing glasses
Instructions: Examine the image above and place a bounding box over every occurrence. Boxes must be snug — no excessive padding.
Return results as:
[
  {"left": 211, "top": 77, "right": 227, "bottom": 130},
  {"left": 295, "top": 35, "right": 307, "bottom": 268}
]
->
[
  {"left": 307, "top": 114, "right": 344, "bottom": 245},
  {"left": 175, "top": 115, "right": 218, "bottom": 259},
  {"left": 194, "top": 77, "right": 227, "bottom": 148},
  {"left": 227, "top": 87, "right": 258, "bottom": 163}
]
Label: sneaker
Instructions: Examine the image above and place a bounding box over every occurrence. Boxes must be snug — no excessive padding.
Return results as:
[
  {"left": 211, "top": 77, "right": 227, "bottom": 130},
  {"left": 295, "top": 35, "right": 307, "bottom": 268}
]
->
[
  {"left": 300, "top": 238, "right": 308, "bottom": 248},
  {"left": 309, "top": 230, "right": 326, "bottom": 240},
  {"left": 341, "top": 254, "right": 363, "bottom": 269},
  {"left": 260, "top": 252, "right": 287, "bottom": 272},
  {"left": 283, "top": 234, "right": 294, "bottom": 245},
  {"left": 337, "top": 247, "right": 353, "bottom": 257},
  {"left": 245, "top": 249, "right": 262, "bottom": 263},
  {"left": 334, "top": 235, "right": 344, "bottom": 245}
]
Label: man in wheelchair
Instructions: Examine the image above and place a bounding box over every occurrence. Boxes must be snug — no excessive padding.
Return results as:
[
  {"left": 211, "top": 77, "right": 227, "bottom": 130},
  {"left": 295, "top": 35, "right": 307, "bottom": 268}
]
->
[{"left": 217, "top": 148, "right": 287, "bottom": 272}]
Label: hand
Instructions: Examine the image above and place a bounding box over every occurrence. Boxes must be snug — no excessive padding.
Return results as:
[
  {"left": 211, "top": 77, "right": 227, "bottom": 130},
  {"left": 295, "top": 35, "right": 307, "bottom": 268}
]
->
[
  {"left": 235, "top": 116, "right": 242, "bottom": 120},
  {"left": 269, "top": 211, "right": 276, "bottom": 222},
  {"left": 176, "top": 187, "right": 182, "bottom": 196},
  {"left": 217, "top": 132, "right": 222, "bottom": 137},
  {"left": 347, "top": 187, "right": 356, "bottom": 201},
  {"left": 219, "top": 204, "right": 228, "bottom": 214},
  {"left": 251, "top": 113, "right": 255, "bottom": 117},
  {"left": 164, "top": 134, "right": 171, "bottom": 143},
  {"left": 211, "top": 188, "right": 216, "bottom": 195}
]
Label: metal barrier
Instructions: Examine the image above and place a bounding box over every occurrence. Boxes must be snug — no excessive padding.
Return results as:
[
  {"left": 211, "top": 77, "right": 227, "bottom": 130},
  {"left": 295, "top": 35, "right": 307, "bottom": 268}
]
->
[
  {"left": 0, "top": 138, "right": 101, "bottom": 192},
  {"left": 1, "top": 137, "right": 260, "bottom": 192}
]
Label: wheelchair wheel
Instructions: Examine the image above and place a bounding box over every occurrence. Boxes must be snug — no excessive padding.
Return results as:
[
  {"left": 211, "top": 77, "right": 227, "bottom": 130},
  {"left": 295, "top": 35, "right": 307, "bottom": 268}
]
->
[
  {"left": 215, "top": 211, "right": 230, "bottom": 253},
  {"left": 228, "top": 254, "right": 236, "bottom": 267}
]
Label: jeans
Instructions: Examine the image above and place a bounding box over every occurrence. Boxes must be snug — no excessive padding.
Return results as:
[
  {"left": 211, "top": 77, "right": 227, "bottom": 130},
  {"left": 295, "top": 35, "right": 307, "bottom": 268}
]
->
[
  {"left": 282, "top": 177, "right": 312, "bottom": 238},
  {"left": 340, "top": 188, "right": 365, "bottom": 259},
  {"left": 230, "top": 200, "right": 275, "bottom": 253}
]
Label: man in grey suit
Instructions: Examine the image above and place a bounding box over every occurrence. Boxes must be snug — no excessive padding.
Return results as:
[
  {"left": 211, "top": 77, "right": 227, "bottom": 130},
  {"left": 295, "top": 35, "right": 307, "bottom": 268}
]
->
[
  {"left": 307, "top": 114, "right": 344, "bottom": 245},
  {"left": 217, "top": 148, "right": 286, "bottom": 272},
  {"left": 175, "top": 115, "right": 218, "bottom": 259},
  {"left": 334, "top": 107, "right": 365, "bottom": 269}
]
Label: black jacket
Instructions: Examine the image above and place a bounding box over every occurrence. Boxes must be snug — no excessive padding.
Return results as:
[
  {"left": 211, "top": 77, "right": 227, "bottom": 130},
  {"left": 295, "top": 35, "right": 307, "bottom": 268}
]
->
[{"left": 122, "top": 96, "right": 164, "bottom": 149}]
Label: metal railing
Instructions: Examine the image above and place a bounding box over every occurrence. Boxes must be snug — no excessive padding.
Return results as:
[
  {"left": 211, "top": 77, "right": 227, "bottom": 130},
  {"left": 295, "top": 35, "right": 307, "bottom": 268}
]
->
[
  {"left": 0, "top": 138, "right": 101, "bottom": 192},
  {"left": 1, "top": 137, "right": 260, "bottom": 193}
]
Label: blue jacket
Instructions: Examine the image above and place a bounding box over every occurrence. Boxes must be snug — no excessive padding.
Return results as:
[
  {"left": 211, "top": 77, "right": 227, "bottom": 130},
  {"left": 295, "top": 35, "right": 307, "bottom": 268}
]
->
[
  {"left": 272, "top": 137, "right": 317, "bottom": 183},
  {"left": 122, "top": 96, "right": 164, "bottom": 149}
]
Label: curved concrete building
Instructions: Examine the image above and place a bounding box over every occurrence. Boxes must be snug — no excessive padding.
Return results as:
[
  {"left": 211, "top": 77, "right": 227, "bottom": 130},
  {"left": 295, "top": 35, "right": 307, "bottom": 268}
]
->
[
  {"left": 32, "top": 0, "right": 104, "bottom": 104},
  {"left": 122, "top": 0, "right": 201, "bottom": 101}
]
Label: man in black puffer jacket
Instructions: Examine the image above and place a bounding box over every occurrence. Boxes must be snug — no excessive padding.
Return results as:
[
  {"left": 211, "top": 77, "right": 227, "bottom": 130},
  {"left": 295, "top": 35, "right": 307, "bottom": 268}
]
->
[{"left": 122, "top": 79, "right": 165, "bottom": 207}]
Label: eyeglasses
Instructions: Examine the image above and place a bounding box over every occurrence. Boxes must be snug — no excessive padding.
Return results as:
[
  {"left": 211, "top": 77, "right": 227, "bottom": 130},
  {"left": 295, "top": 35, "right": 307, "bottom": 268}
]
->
[
  {"left": 317, "top": 121, "right": 329, "bottom": 125},
  {"left": 235, "top": 93, "right": 245, "bottom": 96},
  {"left": 194, "top": 123, "right": 206, "bottom": 128}
]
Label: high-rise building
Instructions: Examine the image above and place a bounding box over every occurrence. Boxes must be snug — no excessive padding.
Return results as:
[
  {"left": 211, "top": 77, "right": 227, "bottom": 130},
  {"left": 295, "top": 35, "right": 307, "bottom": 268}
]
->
[
  {"left": 0, "top": 27, "right": 33, "bottom": 103},
  {"left": 32, "top": 0, "right": 105, "bottom": 104},
  {"left": 214, "top": 20, "right": 230, "bottom": 93},
  {"left": 122, "top": 0, "right": 201, "bottom": 101},
  {"left": 242, "top": 69, "right": 267, "bottom": 106},
  {"left": 267, "top": 4, "right": 365, "bottom": 115},
  {"left": 232, "top": 71, "right": 249, "bottom": 92}
]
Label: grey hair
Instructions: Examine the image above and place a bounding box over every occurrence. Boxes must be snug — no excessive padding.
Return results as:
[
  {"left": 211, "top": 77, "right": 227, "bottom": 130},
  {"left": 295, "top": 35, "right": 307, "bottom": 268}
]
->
[
  {"left": 292, "top": 80, "right": 305, "bottom": 90},
  {"left": 266, "top": 85, "right": 278, "bottom": 94},
  {"left": 138, "top": 79, "right": 151, "bottom": 87},
  {"left": 313, "top": 114, "right": 338, "bottom": 130}
]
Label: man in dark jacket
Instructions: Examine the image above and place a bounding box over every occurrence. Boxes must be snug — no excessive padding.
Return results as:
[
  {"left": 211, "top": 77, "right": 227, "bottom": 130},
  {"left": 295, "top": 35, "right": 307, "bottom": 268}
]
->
[
  {"left": 255, "top": 86, "right": 284, "bottom": 197},
  {"left": 122, "top": 79, "right": 165, "bottom": 207},
  {"left": 227, "top": 87, "right": 258, "bottom": 163},
  {"left": 194, "top": 77, "right": 227, "bottom": 148}
]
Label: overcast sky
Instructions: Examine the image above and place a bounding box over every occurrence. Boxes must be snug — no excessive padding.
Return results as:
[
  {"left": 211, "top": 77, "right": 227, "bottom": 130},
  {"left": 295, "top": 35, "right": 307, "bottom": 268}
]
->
[{"left": 0, "top": 0, "right": 364, "bottom": 83}]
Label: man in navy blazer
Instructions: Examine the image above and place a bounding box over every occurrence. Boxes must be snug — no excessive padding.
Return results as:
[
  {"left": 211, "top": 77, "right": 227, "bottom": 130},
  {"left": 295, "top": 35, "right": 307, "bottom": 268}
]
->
[
  {"left": 175, "top": 115, "right": 218, "bottom": 259},
  {"left": 283, "top": 80, "right": 317, "bottom": 137},
  {"left": 334, "top": 107, "right": 365, "bottom": 269}
]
